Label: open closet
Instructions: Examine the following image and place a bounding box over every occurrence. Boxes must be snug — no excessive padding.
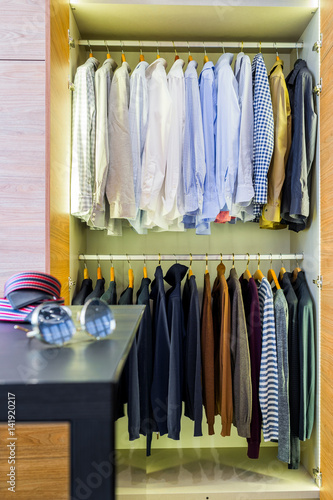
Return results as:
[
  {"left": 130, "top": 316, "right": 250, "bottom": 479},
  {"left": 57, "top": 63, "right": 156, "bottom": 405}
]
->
[{"left": 49, "top": 0, "right": 323, "bottom": 498}]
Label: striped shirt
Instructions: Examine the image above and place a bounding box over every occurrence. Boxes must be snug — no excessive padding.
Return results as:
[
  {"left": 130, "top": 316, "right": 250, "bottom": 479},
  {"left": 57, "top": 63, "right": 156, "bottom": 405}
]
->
[{"left": 257, "top": 277, "right": 279, "bottom": 441}]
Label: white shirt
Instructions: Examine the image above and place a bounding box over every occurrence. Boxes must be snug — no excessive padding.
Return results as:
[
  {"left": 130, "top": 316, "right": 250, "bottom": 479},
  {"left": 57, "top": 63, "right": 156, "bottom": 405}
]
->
[
  {"left": 140, "top": 58, "right": 172, "bottom": 229},
  {"left": 71, "top": 57, "right": 99, "bottom": 221},
  {"left": 88, "top": 58, "right": 117, "bottom": 229},
  {"left": 215, "top": 53, "right": 240, "bottom": 212},
  {"left": 163, "top": 58, "right": 185, "bottom": 221},
  {"left": 230, "top": 52, "right": 255, "bottom": 221},
  {"left": 106, "top": 61, "right": 136, "bottom": 219},
  {"left": 128, "top": 60, "right": 149, "bottom": 234}
]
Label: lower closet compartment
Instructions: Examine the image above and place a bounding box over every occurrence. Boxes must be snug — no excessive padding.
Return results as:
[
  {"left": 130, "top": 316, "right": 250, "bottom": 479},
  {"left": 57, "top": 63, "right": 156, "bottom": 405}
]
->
[{"left": 67, "top": 3, "right": 321, "bottom": 499}]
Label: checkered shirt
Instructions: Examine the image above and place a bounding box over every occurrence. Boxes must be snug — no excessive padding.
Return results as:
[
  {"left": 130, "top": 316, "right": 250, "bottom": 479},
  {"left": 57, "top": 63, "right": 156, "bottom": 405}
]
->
[
  {"left": 252, "top": 54, "right": 274, "bottom": 217},
  {"left": 71, "top": 57, "right": 99, "bottom": 221}
]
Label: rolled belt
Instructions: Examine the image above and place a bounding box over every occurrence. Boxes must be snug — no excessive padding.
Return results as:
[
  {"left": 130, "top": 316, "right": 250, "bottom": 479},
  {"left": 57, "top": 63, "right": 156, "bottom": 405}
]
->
[{"left": 1, "top": 272, "right": 63, "bottom": 322}]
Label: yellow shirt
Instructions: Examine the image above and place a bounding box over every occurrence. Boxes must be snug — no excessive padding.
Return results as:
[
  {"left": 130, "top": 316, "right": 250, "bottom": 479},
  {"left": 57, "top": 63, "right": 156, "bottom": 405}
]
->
[{"left": 260, "top": 59, "right": 291, "bottom": 229}]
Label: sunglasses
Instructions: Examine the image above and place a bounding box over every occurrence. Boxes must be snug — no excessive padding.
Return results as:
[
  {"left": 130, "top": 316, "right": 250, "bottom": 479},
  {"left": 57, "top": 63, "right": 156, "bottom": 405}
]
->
[{"left": 28, "top": 298, "right": 116, "bottom": 346}]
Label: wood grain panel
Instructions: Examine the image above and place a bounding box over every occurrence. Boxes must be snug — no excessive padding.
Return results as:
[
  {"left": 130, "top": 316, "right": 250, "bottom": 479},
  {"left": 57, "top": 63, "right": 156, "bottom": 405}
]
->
[
  {"left": 0, "top": 61, "right": 47, "bottom": 291},
  {"left": 0, "top": 422, "right": 69, "bottom": 499},
  {"left": 0, "top": 0, "right": 46, "bottom": 60},
  {"left": 47, "top": 0, "right": 71, "bottom": 303},
  {"left": 320, "top": 1, "right": 333, "bottom": 498}
]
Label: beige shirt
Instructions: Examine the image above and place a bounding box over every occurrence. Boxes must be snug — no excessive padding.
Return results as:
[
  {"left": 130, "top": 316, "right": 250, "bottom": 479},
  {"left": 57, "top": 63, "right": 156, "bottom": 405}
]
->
[{"left": 260, "top": 59, "right": 291, "bottom": 229}]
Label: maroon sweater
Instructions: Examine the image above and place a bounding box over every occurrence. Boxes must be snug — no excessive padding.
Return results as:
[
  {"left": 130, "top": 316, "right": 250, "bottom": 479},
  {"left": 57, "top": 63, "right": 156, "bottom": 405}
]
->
[{"left": 240, "top": 276, "right": 262, "bottom": 459}]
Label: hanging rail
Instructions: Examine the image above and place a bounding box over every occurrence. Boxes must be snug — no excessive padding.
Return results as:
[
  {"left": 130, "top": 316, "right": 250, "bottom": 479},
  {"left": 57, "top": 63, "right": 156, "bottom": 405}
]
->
[
  {"left": 78, "top": 40, "right": 303, "bottom": 50},
  {"left": 78, "top": 253, "right": 304, "bottom": 262}
]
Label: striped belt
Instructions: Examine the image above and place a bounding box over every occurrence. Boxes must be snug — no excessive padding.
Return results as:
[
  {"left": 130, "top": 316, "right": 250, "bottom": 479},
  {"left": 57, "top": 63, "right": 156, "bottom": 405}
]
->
[{"left": 1, "top": 272, "right": 63, "bottom": 322}]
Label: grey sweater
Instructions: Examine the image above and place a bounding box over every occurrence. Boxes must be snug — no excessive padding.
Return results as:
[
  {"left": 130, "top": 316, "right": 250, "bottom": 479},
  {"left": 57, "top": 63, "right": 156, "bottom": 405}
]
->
[
  {"left": 228, "top": 268, "right": 252, "bottom": 438},
  {"left": 274, "top": 288, "right": 290, "bottom": 463}
]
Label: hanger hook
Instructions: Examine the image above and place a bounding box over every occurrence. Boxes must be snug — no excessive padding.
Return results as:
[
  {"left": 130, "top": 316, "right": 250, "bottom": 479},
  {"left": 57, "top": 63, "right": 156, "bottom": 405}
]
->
[
  {"left": 203, "top": 41, "right": 207, "bottom": 56},
  {"left": 187, "top": 41, "right": 191, "bottom": 54},
  {"left": 139, "top": 40, "right": 143, "bottom": 55},
  {"left": 110, "top": 254, "right": 113, "bottom": 266},
  {"left": 241, "top": 41, "right": 244, "bottom": 52},
  {"left": 158, "top": 253, "right": 161, "bottom": 266},
  {"left": 126, "top": 254, "right": 132, "bottom": 269},
  {"left": 220, "top": 253, "right": 223, "bottom": 264},
  {"left": 205, "top": 253, "right": 208, "bottom": 270},
  {"left": 174, "top": 253, "right": 177, "bottom": 264},
  {"left": 221, "top": 41, "right": 225, "bottom": 53},
  {"left": 156, "top": 41, "right": 160, "bottom": 57},
  {"left": 88, "top": 40, "right": 92, "bottom": 55},
  {"left": 280, "top": 253, "right": 284, "bottom": 267},
  {"left": 189, "top": 253, "right": 193, "bottom": 268},
  {"left": 83, "top": 255, "right": 87, "bottom": 269},
  {"left": 296, "top": 43, "right": 299, "bottom": 59},
  {"left": 270, "top": 253, "right": 273, "bottom": 268},
  {"left": 274, "top": 42, "right": 279, "bottom": 58},
  {"left": 97, "top": 254, "right": 100, "bottom": 267},
  {"left": 232, "top": 253, "right": 235, "bottom": 268},
  {"left": 257, "top": 253, "right": 260, "bottom": 269},
  {"left": 246, "top": 253, "right": 250, "bottom": 269},
  {"left": 259, "top": 41, "right": 262, "bottom": 53},
  {"left": 105, "top": 41, "right": 110, "bottom": 54},
  {"left": 172, "top": 41, "right": 178, "bottom": 56},
  {"left": 295, "top": 253, "right": 300, "bottom": 268},
  {"left": 143, "top": 254, "right": 146, "bottom": 266}
]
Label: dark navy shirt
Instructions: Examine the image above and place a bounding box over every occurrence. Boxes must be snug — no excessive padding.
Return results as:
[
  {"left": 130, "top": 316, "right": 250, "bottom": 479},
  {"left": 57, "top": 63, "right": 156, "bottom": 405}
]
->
[{"left": 281, "top": 59, "right": 317, "bottom": 231}]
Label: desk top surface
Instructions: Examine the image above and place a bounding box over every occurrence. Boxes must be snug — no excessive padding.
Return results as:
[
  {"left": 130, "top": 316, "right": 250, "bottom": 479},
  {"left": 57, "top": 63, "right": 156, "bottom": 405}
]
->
[{"left": 0, "top": 305, "right": 144, "bottom": 386}]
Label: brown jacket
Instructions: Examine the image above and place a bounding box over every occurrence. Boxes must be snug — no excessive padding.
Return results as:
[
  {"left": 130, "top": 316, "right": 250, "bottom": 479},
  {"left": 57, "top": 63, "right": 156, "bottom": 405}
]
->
[
  {"left": 212, "top": 263, "right": 233, "bottom": 436},
  {"left": 201, "top": 272, "right": 215, "bottom": 435}
]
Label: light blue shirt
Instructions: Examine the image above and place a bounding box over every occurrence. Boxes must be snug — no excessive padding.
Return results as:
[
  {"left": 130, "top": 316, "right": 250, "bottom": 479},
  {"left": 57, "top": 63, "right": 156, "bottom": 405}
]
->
[
  {"left": 215, "top": 53, "right": 240, "bottom": 212},
  {"left": 182, "top": 60, "right": 206, "bottom": 217},
  {"left": 196, "top": 61, "right": 220, "bottom": 233}
]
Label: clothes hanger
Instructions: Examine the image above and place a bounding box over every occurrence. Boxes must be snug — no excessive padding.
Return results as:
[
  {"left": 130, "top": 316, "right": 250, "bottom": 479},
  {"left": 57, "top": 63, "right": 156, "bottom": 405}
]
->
[
  {"left": 279, "top": 253, "right": 287, "bottom": 280},
  {"left": 187, "top": 42, "right": 193, "bottom": 62},
  {"left": 189, "top": 253, "right": 194, "bottom": 277},
  {"left": 97, "top": 256, "right": 103, "bottom": 280},
  {"left": 274, "top": 42, "right": 280, "bottom": 61},
  {"left": 232, "top": 253, "right": 235, "bottom": 269},
  {"left": 205, "top": 253, "right": 209, "bottom": 274},
  {"left": 240, "top": 41, "right": 244, "bottom": 53},
  {"left": 88, "top": 40, "right": 93, "bottom": 58},
  {"left": 143, "top": 255, "right": 148, "bottom": 279},
  {"left": 221, "top": 42, "right": 225, "bottom": 54},
  {"left": 109, "top": 255, "right": 115, "bottom": 282},
  {"left": 242, "top": 253, "right": 252, "bottom": 281},
  {"left": 105, "top": 41, "right": 111, "bottom": 60},
  {"left": 218, "top": 253, "right": 226, "bottom": 275},
  {"left": 121, "top": 42, "right": 126, "bottom": 63},
  {"left": 203, "top": 42, "right": 209, "bottom": 64},
  {"left": 156, "top": 41, "right": 160, "bottom": 59},
  {"left": 172, "top": 41, "right": 179, "bottom": 61},
  {"left": 83, "top": 257, "right": 89, "bottom": 280},
  {"left": 139, "top": 42, "right": 145, "bottom": 62},
  {"left": 292, "top": 254, "right": 302, "bottom": 283},
  {"left": 127, "top": 255, "right": 134, "bottom": 289},
  {"left": 267, "top": 253, "right": 281, "bottom": 290},
  {"left": 253, "top": 253, "right": 265, "bottom": 282},
  {"left": 258, "top": 41, "right": 262, "bottom": 53}
]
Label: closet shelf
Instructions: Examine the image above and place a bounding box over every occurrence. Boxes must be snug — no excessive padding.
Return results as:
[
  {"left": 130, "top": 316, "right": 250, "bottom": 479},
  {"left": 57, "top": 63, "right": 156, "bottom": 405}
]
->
[{"left": 78, "top": 253, "right": 304, "bottom": 262}]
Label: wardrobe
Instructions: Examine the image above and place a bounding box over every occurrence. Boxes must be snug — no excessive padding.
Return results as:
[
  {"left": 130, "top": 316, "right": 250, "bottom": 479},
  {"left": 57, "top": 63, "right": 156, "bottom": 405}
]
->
[{"left": 0, "top": 0, "right": 332, "bottom": 499}]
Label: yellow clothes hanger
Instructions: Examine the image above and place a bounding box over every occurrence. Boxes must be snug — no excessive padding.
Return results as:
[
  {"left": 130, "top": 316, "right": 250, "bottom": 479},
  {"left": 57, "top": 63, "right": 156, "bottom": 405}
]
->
[
  {"left": 143, "top": 256, "right": 148, "bottom": 279},
  {"left": 253, "top": 253, "right": 264, "bottom": 282},
  {"left": 187, "top": 42, "right": 193, "bottom": 62},
  {"left": 203, "top": 42, "right": 209, "bottom": 64},
  {"left": 189, "top": 253, "right": 194, "bottom": 277},
  {"left": 267, "top": 254, "right": 281, "bottom": 290},
  {"left": 279, "top": 254, "right": 287, "bottom": 280},
  {"left": 205, "top": 253, "right": 209, "bottom": 274},
  {"left": 109, "top": 256, "right": 115, "bottom": 282},
  {"left": 83, "top": 258, "right": 89, "bottom": 280},
  {"left": 139, "top": 42, "right": 145, "bottom": 62},
  {"left": 127, "top": 255, "right": 134, "bottom": 288},
  {"left": 243, "top": 253, "right": 252, "bottom": 281}
]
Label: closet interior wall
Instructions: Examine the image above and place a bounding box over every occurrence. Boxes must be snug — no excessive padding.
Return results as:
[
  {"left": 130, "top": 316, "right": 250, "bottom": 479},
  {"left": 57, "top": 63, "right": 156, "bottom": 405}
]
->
[{"left": 68, "top": 3, "right": 320, "bottom": 498}]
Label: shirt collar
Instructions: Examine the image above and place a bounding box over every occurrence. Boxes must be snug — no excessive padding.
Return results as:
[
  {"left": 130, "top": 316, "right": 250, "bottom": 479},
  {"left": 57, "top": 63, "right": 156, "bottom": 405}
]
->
[
  {"left": 103, "top": 57, "right": 117, "bottom": 72},
  {"left": 145, "top": 58, "right": 167, "bottom": 79},
  {"left": 132, "top": 60, "right": 149, "bottom": 75},
  {"left": 201, "top": 60, "right": 214, "bottom": 73},
  {"left": 84, "top": 57, "right": 100, "bottom": 71},
  {"left": 287, "top": 58, "right": 307, "bottom": 85},
  {"left": 215, "top": 52, "right": 234, "bottom": 71},
  {"left": 168, "top": 58, "right": 185, "bottom": 76},
  {"left": 269, "top": 58, "right": 284, "bottom": 76}
]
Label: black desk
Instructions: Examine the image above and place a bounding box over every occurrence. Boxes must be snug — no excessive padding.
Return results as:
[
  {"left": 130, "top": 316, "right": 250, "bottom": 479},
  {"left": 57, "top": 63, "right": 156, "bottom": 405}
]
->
[{"left": 0, "top": 305, "right": 144, "bottom": 500}]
